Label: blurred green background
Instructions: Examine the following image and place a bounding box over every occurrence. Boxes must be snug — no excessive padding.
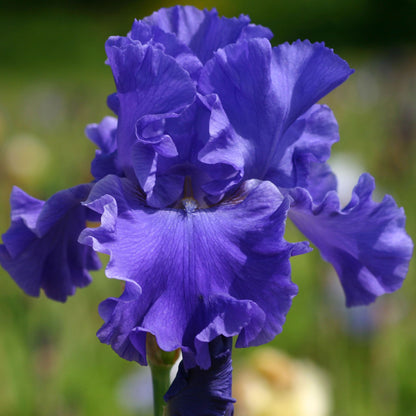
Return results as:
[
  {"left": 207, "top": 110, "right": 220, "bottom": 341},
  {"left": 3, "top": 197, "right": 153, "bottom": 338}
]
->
[{"left": 0, "top": 1, "right": 415, "bottom": 415}]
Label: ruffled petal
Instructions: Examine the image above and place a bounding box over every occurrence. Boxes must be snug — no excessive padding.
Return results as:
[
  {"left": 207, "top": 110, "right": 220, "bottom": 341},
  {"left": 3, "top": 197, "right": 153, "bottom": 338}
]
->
[
  {"left": 85, "top": 116, "right": 122, "bottom": 179},
  {"left": 0, "top": 184, "right": 101, "bottom": 302},
  {"left": 144, "top": 6, "right": 272, "bottom": 64},
  {"left": 289, "top": 174, "right": 413, "bottom": 306},
  {"left": 265, "top": 104, "right": 339, "bottom": 191},
  {"left": 165, "top": 336, "right": 235, "bottom": 416},
  {"left": 79, "top": 175, "right": 308, "bottom": 367},
  {"left": 130, "top": 114, "right": 184, "bottom": 208},
  {"left": 271, "top": 40, "right": 353, "bottom": 128},
  {"left": 130, "top": 94, "right": 246, "bottom": 208},
  {"left": 105, "top": 37, "right": 196, "bottom": 174},
  {"left": 197, "top": 93, "right": 248, "bottom": 198},
  {"left": 131, "top": 140, "right": 184, "bottom": 208},
  {"left": 199, "top": 38, "right": 353, "bottom": 190},
  {"left": 129, "top": 20, "right": 203, "bottom": 78},
  {"left": 96, "top": 282, "right": 145, "bottom": 363}
]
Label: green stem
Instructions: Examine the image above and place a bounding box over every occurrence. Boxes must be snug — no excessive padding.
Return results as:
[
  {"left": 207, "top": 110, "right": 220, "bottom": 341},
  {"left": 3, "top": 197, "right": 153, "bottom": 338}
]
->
[
  {"left": 149, "top": 361, "right": 172, "bottom": 416},
  {"left": 146, "top": 334, "right": 180, "bottom": 416}
]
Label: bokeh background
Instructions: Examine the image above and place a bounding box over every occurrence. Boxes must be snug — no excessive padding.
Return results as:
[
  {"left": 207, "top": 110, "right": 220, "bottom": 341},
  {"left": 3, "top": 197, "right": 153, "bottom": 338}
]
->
[{"left": 0, "top": 1, "right": 415, "bottom": 415}]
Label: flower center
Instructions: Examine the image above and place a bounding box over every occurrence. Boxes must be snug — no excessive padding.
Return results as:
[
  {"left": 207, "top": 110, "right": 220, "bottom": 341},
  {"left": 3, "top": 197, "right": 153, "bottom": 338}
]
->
[
  {"left": 179, "top": 176, "right": 199, "bottom": 212},
  {"left": 182, "top": 197, "right": 198, "bottom": 213}
]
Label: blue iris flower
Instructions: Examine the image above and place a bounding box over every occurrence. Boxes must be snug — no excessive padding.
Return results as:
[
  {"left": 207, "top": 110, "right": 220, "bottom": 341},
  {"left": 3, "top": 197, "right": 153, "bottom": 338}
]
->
[{"left": 0, "top": 6, "right": 413, "bottom": 412}]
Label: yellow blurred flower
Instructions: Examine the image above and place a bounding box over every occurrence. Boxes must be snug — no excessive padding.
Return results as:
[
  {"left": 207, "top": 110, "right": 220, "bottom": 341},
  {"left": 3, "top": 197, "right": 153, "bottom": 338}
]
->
[
  {"left": 4, "top": 133, "right": 50, "bottom": 185},
  {"left": 234, "top": 348, "right": 331, "bottom": 416}
]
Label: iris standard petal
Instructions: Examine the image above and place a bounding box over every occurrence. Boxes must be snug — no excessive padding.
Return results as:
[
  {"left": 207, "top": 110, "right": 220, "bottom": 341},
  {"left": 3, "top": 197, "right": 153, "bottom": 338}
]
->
[
  {"left": 0, "top": 184, "right": 100, "bottom": 302},
  {"left": 265, "top": 104, "right": 339, "bottom": 191},
  {"left": 165, "top": 336, "right": 235, "bottom": 416},
  {"left": 131, "top": 114, "right": 184, "bottom": 208},
  {"left": 144, "top": 6, "right": 272, "bottom": 64},
  {"left": 289, "top": 174, "right": 413, "bottom": 306},
  {"left": 79, "top": 175, "right": 307, "bottom": 368},
  {"left": 105, "top": 37, "right": 196, "bottom": 174},
  {"left": 129, "top": 20, "right": 203, "bottom": 78},
  {"left": 130, "top": 93, "right": 246, "bottom": 208},
  {"left": 197, "top": 93, "right": 248, "bottom": 197},
  {"left": 271, "top": 40, "right": 353, "bottom": 128},
  {"left": 199, "top": 38, "right": 353, "bottom": 188}
]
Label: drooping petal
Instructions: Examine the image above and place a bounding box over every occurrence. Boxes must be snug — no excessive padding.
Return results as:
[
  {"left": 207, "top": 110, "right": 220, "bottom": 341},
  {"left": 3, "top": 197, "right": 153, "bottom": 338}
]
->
[
  {"left": 79, "top": 175, "right": 308, "bottom": 368},
  {"left": 0, "top": 184, "right": 101, "bottom": 302},
  {"left": 144, "top": 6, "right": 272, "bottom": 64},
  {"left": 96, "top": 282, "right": 145, "bottom": 364},
  {"left": 199, "top": 38, "right": 353, "bottom": 190},
  {"left": 289, "top": 174, "right": 413, "bottom": 306},
  {"left": 165, "top": 336, "right": 235, "bottom": 416},
  {"left": 105, "top": 37, "right": 196, "bottom": 174},
  {"left": 85, "top": 116, "right": 122, "bottom": 179}
]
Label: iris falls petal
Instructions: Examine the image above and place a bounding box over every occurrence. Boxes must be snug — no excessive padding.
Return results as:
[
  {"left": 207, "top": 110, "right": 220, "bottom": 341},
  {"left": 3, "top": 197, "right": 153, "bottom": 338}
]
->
[
  {"left": 289, "top": 174, "right": 413, "bottom": 306},
  {"left": 80, "top": 175, "right": 307, "bottom": 367},
  {"left": 0, "top": 184, "right": 100, "bottom": 302}
]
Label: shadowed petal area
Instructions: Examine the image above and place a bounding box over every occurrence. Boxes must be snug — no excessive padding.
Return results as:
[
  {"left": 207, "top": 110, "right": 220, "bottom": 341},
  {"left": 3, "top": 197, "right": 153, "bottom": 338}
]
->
[
  {"left": 79, "top": 175, "right": 308, "bottom": 368},
  {"left": 289, "top": 174, "right": 413, "bottom": 306},
  {"left": 96, "top": 282, "right": 145, "bottom": 364},
  {"left": 199, "top": 38, "right": 353, "bottom": 190},
  {"left": 105, "top": 37, "right": 196, "bottom": 174},
  {"left": 165, "top": 336, "right": 235, "bottom": 416},
  {"left": 144, "top": 6, "right": 272, "bottom": 64},
  {"left": 85, "top": 116, "right": 122, "bottom": 179},
  {"left": 0, "top": 184, "right": 101, "bottom": 302},
  {"left": 265, "top": 104, "right": 339, "bottom": 192}
]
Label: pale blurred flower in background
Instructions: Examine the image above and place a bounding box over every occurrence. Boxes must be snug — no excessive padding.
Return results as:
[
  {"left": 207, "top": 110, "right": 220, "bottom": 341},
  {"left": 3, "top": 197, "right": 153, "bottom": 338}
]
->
[
  {"left": 117, "top": 368, "right": 153, "bottom": 415},
  {"left": 234, "top": 348, "right": 331, "bottom": 416},
  {"left": 329, "top": 153, "right": 365, "bottom": 207},
  {"left": 4, "top": 133, "right": 50, "bottom": 184}
]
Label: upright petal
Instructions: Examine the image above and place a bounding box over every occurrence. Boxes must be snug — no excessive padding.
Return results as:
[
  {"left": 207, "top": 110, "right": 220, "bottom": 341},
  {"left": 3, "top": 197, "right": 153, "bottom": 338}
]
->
[
  {"left": 79, "top": 175, "right": 307, "bottom": 367},
  {"left": 129, "top": 20, "right": 203, "bottom": 78},
  {"left": 144, "top": 6, "right": 272, "bottom": 63},
  {"left": 130, "top": 114, "right": 184, "bottom": 208},
  {"left": 197, "top": 93, "right": 249, "bottom": 198},
  {"left": 165, "top": 336, "right": 235, "bottom": 416},
  {"left": 265, "top": 104, "right": 339, "bottom": 191},
  {"left": 271, "top": 40, "right": 353, "bottom": 128},
  {"left": 289, "top": 174, "right": 413, "bottom": 306},
  {"left": 0, "top": 185, "right": 101, "bottom": 302},
  {"left": 105, "top": 37, "right": 196, "bottom": 174},
  {"left": 199, "top": 38, "right": 353, "bottom": 189}
]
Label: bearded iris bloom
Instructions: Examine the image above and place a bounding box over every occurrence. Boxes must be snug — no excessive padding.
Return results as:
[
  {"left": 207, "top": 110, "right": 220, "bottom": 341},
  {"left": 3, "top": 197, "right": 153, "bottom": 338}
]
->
[{"left": 0, "top": 5, "right": 413, "bottom": 412}]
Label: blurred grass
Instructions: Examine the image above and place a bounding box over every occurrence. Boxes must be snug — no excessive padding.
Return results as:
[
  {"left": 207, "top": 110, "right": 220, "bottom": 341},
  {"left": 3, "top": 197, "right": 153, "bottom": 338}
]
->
[{"left": 0, "top": 2, "right": 415, "bottom": 415}]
